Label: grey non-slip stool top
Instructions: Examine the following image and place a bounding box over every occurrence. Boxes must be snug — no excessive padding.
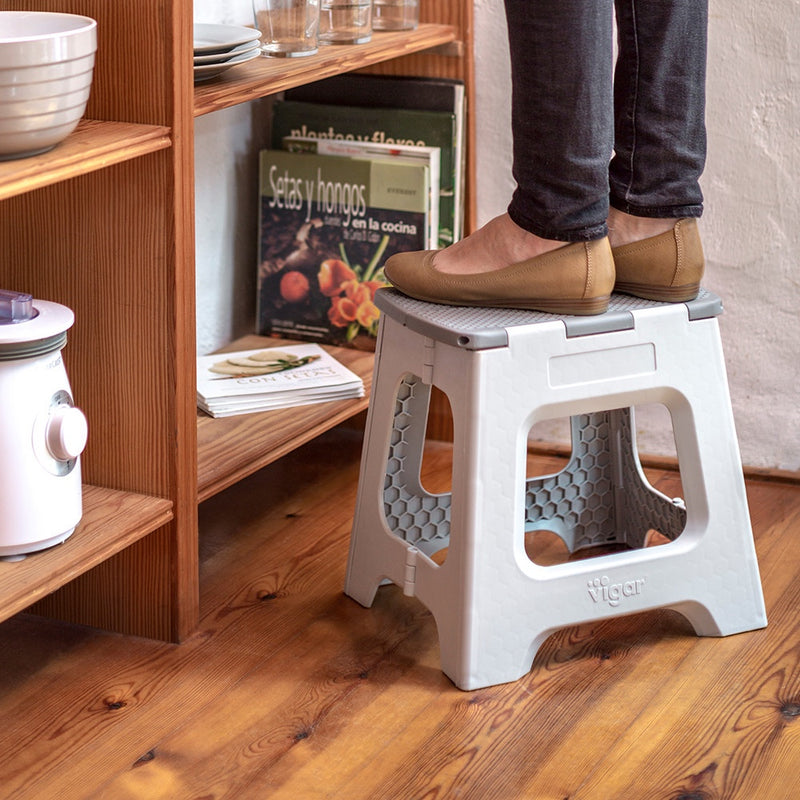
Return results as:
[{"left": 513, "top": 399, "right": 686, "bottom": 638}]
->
[{"left": 345, "top": 289, "right": 767, "bottom": 690}]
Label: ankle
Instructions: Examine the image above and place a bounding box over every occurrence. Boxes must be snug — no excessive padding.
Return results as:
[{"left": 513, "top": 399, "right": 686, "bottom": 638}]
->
[
  {"left": 433, "top": 213, "right": 567, "bottom": 275},
  {"left": 607, "top": 209, "right": 677, "bottom": 249}
]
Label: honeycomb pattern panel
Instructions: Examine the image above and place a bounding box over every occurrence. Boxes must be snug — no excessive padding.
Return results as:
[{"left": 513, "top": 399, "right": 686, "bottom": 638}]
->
[
  {"left": 525, "top": 412, "right": 617, "bottom": 551},
  {"left": 525, "top": 408, "right": 686, "bottom": 553},
  {"left": 382, "top": 374, "right": 452, "bottom": 557}
]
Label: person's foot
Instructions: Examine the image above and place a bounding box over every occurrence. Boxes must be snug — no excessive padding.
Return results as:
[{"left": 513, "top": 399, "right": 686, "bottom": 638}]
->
[
  {"left": 609, "top": 212, "right": 705, "bottom": 302},
  {"left": 382, "top": 215, "right": 615, "bottom": 316},
  {"left": 607, "top": 208, "right": 677, "bottom": 249},
  {"left": 431, "top": 213, "right": 567, "bottom": 275}
]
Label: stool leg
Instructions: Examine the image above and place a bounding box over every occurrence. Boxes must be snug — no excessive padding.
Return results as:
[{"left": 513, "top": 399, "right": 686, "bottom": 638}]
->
[
  {"left": 427, "top": 352, "right": 541, "bottom": 689},
  {"left": 661, "top": 349, "right": 767, "bottom": 637},
  {"left": 344, "top": 322, "right": 408, "bottom": 608},
  {"left": 345, "top": 321, "right": 452, "bottom": 607}
]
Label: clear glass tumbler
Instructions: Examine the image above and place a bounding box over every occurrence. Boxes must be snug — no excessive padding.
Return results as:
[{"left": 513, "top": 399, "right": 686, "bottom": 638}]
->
[
  {"left": 253, "top": 0, "right": 320, "bottom": 57},
  {"left": 372, "top": 0, "right": 418, "bottom": 31},
  {"left": 318, "top": 0, "right": 372, "bottom": 45}
]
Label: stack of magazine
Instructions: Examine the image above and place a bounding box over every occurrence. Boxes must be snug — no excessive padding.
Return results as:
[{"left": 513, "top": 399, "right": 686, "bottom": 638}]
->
[
  {"left": 197, "top": 343, "right": 364, "bottom": 418},
  {"left": 257, "top": 74, "right": 466, "bottom": 349}
]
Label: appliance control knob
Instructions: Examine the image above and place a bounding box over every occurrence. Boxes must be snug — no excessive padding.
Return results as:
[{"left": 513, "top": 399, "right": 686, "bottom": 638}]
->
[{"left": 45, "top": 406, "right": 88, "bottom": 462}]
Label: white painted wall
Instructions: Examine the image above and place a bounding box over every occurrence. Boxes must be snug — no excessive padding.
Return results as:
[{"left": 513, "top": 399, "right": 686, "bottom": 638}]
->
[
  {"left": 194, "top": 0, "right": 264, "bottom": 353},
  {"left": 472, "top": 0, "right": 800, "bottom": 471},
  {"left": 194, "top": 0, "right": 800, "bottom": 470}
]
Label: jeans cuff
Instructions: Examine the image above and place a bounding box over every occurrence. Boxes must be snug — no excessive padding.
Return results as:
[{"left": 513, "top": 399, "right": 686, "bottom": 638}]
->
[
  {"left": 507, "top": 205, "right": 608, "bottom": 243},
  {"left": 609, "top": 196, "right": 703, "bottom": 219}
]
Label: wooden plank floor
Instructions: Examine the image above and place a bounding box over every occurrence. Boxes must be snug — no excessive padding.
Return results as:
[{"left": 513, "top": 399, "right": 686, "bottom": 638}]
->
[{"left": 1, "top": 426, "right": 798, "bottom": 799}]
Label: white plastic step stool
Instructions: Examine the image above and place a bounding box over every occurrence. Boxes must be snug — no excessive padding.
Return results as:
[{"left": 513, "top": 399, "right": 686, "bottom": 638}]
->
[{"left": 344, "top": 288, "right": 767, "bottom": 690}]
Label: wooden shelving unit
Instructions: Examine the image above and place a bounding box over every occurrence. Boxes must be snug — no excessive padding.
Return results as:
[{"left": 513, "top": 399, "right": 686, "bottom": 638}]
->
[{"left": 0, "top": 1, "right": 473, "bottom": 642}]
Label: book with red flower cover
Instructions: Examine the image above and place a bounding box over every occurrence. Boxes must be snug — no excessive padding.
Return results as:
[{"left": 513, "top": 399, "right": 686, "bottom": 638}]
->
[{"left": 256, "top": 148, "right": 430, "bottom": 348}]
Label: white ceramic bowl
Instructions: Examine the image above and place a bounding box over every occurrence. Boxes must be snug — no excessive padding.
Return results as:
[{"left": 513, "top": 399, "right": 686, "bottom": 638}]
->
[
  {"left": 0, "top": 62, "right": 94, "bottom": 101},
  {"left": 0, "top": 53, "right": 96, "bottom": 87},
  {"left": 0, "top": 85, "right": 92, "bottom": 118},
  {"left": 0, "top": 96, "right": 91, "bottom": 130},
  {"left": 0, "top": 118, "right": 83, "bottom": 157},
  {"left": 0, "top": 12, "right": 97, "bottom": 160},
  {"left": 0, "top": 12, "right": 97, "bottom": 67}
]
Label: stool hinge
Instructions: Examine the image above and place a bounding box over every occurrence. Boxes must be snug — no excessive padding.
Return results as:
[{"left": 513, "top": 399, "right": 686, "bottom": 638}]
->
[
  {"left": 403, "top": 546, "right": 419, "bottom": 596},
  {"left": 422, "top": 337, "right": 435, "bottom": 384}
]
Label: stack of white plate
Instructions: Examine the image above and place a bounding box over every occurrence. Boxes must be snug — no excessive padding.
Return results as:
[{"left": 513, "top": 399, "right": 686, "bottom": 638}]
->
[{"left": 193, "top": 23, "right": 261, "bottom": 83}]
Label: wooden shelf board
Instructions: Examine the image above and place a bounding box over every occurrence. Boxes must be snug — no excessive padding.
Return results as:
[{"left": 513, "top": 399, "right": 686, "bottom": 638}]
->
[
  {"left": 0, "top": 485, "right": 173, "bottom": 622},
  {"left": 0, "top": 119, "right": 172, "bottom": 201},
  {"left": 197, "top": 335, "right": 374, "bottom": 502},
  {"left": 193, "top": 23, "right": 456, "bottom": 116}
]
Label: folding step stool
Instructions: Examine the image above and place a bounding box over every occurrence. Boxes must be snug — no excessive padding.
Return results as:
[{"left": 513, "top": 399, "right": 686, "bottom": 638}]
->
[{"left": 344, "top": 288, "right": 767, "bottom": 690}]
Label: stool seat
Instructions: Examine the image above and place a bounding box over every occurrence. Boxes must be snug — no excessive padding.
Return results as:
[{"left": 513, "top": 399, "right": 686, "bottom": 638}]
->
[{"left": 345, "top": 288, "right": 767, "bottom": 690}]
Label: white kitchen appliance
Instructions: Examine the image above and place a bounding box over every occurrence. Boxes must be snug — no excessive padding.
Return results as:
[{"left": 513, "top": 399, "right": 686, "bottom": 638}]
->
[{"left": 0, "top": 290, "right": 87, "bottom": 557}]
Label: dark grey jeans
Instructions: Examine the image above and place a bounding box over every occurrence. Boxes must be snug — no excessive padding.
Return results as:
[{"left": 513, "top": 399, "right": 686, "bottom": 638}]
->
[{"left": 504, "top": 0, "right": 708, "bottom": 242}]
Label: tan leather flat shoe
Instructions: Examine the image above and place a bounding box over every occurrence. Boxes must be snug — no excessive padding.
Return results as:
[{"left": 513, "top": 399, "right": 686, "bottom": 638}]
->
[
  {"left": 382, "top": 237, "right": 615, "bottom": 316},
  {"left": 612, "top": 218, "right": 704, "bottom": 302}
]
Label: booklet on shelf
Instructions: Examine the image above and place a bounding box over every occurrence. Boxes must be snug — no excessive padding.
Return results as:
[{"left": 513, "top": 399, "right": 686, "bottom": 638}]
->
[{"left": 197, "top": 343, "right": 364, "bottom": 418}]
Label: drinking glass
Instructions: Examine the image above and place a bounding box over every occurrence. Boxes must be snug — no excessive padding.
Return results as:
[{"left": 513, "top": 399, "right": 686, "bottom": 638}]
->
[
  {"left": 318, "top": 0, "right": 372, "bottom": 45},
  {"left": 372, "top": 0, "right": 418, "bottom": 31},
  {"left": 253, "top": 0, "right": 320, "bottom": 57}
]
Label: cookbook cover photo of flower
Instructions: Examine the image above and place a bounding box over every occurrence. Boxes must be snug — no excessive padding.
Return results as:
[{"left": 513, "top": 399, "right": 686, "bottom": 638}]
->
[{"left": 256, "top": 149, "right": 431, "bottom": 350}]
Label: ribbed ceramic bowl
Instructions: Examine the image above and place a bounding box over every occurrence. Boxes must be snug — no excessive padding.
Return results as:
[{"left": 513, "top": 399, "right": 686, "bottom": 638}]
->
[
  {"left": 0, "top": 85, "right": 93, "bottom": 121},
  {"left": 0, "top": 12, "right": 97, "bottom": 160},
  {"left": 0, "top": 52, "right": 96, "bottom": 87}
]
